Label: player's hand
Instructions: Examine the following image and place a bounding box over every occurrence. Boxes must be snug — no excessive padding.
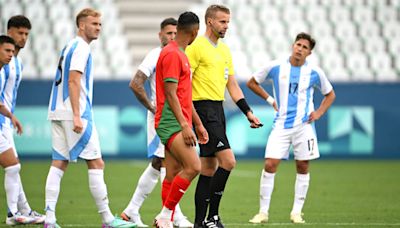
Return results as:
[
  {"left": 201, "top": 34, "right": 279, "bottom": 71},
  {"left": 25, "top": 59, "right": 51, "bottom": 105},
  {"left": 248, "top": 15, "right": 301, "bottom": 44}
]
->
[
  {"left": 73, "top": 116, "right": 83, "bottom": 134},
  {"left": 182, "top": 124, "right": 197, "bottom": 147},
  {"left": 195, "top": 124, "right": 209, "bottom": 144},
  {"left": 247, "top": 111, "right": 263, "bottom": 128},
  {"left": 11, "top": 115, "right": 23, "bottom": 135},
  {"left": 308, "top": 110, "right": 322, "bottom": 123}
]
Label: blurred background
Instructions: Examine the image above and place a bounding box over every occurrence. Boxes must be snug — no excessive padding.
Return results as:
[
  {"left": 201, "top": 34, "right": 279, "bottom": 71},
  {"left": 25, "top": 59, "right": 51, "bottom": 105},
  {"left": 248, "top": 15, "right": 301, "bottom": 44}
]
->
[{"left": 1, "top": 0, "right": 399, "bottom": 159}]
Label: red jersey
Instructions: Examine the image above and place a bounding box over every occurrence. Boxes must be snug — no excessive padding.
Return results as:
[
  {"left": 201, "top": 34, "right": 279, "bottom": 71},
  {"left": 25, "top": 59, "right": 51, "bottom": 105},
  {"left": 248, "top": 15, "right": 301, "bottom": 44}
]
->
[{"left": 154, "top": 41, "right": 193, "bottom": 144}]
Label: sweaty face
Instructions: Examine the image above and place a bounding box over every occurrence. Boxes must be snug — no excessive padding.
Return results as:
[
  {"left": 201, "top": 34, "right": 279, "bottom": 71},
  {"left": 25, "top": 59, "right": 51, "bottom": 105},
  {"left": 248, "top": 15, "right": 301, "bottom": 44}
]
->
[
  {"left": 0, "top": 43, "right": 15, "bottom": 65},
  {"left": 8, "top": 27, "right": 30, "bottom": 49},
  {"left": 159, "top": 24, "right": 177, "bottom": 47},
  {"left": 291, "top": 39, "right": 311, "bottom": 62},
  {"left": 83, "top": 16, "right": 102, "bottom": 41},
  {"left": 209, "top": 11, "right": 230, "bottom": 38}
]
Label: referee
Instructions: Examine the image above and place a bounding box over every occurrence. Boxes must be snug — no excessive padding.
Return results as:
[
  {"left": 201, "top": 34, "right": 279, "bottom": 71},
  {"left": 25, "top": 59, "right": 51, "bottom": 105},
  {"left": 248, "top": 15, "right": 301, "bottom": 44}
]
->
[{"left": 186, "top": 4, "right": 262, "bottom": 228}]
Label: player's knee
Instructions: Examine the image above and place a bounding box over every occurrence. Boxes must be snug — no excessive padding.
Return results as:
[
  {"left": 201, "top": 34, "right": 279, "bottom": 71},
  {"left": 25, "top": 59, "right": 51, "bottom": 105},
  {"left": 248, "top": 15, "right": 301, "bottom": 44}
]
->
[
  {"left": 151, "top": 157, "right": 162, "bottom": 170},
  {"left": 187, "top": 162, "right": 201, "bottom": 178},
  {"left": 87, "top": 158, "right": 105, "bottom": 169},
  {"left": 220, "top": 158, "right": 236, "bottom": 171},
  {"left": 264, "top": 161, "right": 278, "bottom": 173}
]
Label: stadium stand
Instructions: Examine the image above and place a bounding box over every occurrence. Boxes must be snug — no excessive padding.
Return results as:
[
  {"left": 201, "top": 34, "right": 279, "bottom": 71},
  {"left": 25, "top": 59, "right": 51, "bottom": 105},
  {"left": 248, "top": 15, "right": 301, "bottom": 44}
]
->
[
  {"left": 188, "top": 0, "right": 400, "bottom": 81},
  {"left": 0, "top": 0, "right": 399, "bottom": 81}
]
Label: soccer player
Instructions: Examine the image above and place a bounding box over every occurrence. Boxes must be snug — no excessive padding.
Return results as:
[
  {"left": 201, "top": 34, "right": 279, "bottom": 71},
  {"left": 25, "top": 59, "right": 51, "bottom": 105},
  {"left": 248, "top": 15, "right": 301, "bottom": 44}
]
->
[
  {"left": 153, "top": 11, "right": 208, "bottom": 228},
  {"left": 0, "top": 34, "right": 32, "bottom": 225},
  {"left": 247, "top": 32, "right": 336, "bottom": 224},
  {"left": 121, "top": 17, "right": 192, "bottom": 228},
  {"left": 185, "top": 5, "right": 262, "bottom": 228},
  {"left": 44, "top": 8, "right": 135, "bottom": 228},
  {"left": 2, "top": 15, "right": 47, "bottom": 225}
]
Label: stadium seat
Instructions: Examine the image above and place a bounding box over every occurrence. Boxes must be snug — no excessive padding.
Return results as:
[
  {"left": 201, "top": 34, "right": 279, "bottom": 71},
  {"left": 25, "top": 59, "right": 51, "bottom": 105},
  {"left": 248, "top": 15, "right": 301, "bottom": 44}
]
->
[
  {"left": 262, "top": 22, "right": 286, "bottom": 41},
  {"left": 311, "top": 21, "right": 333, "bottom": 39},
  {"left": 335, "top": 23, "right": 357, "bottom": 42},
  {"left": 352, "top": 6, "right": 374, "bottom": 24},
  {"left": 321, "top": 51, "right": 350, "bottom": 81},
  {"left": 363, "top": 36, "right": 386, "bottom": 55},
  {"left": 258, "top": 5, "right": 280, "bottom": 22},
  {"left": 224, "top": 36, "right": 243, "bottom": 53},
  {"left": 287, "top": 21, "right": 309, "bottom": 38},
  {"left": 388, "top": 39, "right": 400, "bottom": 56},
  {"left": 315, "top": 36, "right": 339, "bottom": 55},
  {"left": 250, "top": 51, "right": 272, "bottom": 70},
  {"left": 358, "top": 22, "right": 380, "bottom": 38},
  {"left": 382, "top": 22, "right": 400, "bottom": 40},
  {"left": 105, "top": 36, "right": 129, "bottom": 54},
  {"left": 24, "top": 1, "right": 47, "bottom": 22},
  {"left": 268, "top": 37, "right": 291, "bottom": 60},
  {"left": 370, "top": 52, "right": 393, "bottom": 74},
  {"left": 342, "top": 0, "right": 365, "bottom": 6},
  {"left": 1, "top": 1, "right": 23, "bottom": 21},
  {"left": 346, "top": 52, "right": 374, "bottom": 81},
  {"left": 329, "top": 6, "right": 351, "bottom": 23},
  {"left": 48, "top": 2, "right": 71, "bottom": 21},
  {"left": 282, "top": 7, "right": 304, "bottom": 24},
  {"left": 245, "top": 35, "right": 267, "bottom": 56},
  {"left": 305, "top": 6, "right": 328, "bottom": 24},
  {"left": 339, "top": 36, "right": 363, "bottom": 54},
  {"left": 19, "top": 50, "right": 38, "bottom": 79},
  {"left": 365, "top": 0, "right": 388, "bottom": 6},
  {"left": 37, "top": 50, "right": 58, "bottom": 79},
  {"left": 32, "top": 34, "right": 56, "bottom": 57},
  {"left": 239, "top": 22, "right": 261, "bottom": 37},
  {"left": 376, "top": 6, "right": 398, "bottom": 24},
  {"left": 231, "top": 50, "right": 251, "bottom": 81},
  {"left": 319, "top": 0, "right": 343, "bottom": 7}
]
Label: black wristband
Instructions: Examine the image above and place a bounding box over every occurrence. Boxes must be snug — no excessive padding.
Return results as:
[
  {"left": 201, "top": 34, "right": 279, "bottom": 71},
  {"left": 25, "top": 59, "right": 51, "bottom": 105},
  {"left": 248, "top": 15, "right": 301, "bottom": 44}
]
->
[{"left": 236, "top": 98, "right": 252, "bottom": 115}]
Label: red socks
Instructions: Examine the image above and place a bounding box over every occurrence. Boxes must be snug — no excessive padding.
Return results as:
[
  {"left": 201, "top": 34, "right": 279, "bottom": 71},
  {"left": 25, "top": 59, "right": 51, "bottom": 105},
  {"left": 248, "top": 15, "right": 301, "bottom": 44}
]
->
[
  {"left": 164, "top": 175, "right": 190, "bottom": 210},
  {"left": 161, "top": 179, "right": 172, "bottom": 205}
]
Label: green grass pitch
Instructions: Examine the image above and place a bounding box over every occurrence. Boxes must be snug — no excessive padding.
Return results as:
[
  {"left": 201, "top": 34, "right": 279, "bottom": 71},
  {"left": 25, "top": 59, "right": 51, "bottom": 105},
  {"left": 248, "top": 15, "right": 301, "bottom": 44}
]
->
[{"left": 1, "top": 159, "right": 399, "bottom": 227}]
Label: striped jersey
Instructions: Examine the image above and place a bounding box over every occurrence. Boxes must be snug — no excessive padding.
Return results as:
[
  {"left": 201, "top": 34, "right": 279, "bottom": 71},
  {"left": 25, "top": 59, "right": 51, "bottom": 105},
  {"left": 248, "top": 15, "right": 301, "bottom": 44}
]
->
[
  {"left": 253, "top": 57, "right": 333, "bottom": 129},
  {"left": 0, "top": 56, "right": 23, "bottom": 129},
  {"left": 137, "top": 46, "right": 161, "bottom": 102},
  {"left": 48, "top": 36, "right": 93, "bottom": 120}
]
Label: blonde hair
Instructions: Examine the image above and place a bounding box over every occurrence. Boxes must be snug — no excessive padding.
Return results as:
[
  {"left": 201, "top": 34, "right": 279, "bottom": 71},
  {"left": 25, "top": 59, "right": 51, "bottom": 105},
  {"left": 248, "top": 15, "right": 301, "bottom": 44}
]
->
[
  {"left": 205, "top": 4, "right": 230, "bottom": 22},
  {"left": 76, "top": 8, "right": 101, "bottom": 28}
]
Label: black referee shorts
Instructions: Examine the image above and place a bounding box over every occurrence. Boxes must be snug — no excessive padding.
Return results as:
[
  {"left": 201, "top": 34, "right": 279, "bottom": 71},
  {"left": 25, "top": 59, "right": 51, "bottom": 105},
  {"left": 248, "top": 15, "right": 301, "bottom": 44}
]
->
[{"left": 194, "top": 100, "right": 230, "bottom": 157}]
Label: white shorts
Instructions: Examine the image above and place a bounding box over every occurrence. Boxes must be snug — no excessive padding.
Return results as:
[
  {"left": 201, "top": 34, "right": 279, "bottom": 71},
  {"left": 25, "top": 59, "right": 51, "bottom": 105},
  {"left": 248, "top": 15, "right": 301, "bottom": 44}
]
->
[
  {"left": 51, "top": 119, "right": 101, "bottom": 162},
  {"left": 265, "top": 123, "right": 320, "bottom": 161},
  {"left": 0, "top": 126, "right": 16, "bottom": 156},
  {"left": 147, "top": 111, "right": 164, "bottom": 158}
]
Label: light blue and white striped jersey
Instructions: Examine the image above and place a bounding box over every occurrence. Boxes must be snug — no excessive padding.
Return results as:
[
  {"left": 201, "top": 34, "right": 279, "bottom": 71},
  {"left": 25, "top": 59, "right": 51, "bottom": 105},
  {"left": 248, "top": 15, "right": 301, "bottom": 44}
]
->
[
  {"left": 137, "top": 46, "right": 161, "bottom": 102},
  {"left": 48, "top": 36, "right": 93, "bottom": 120},
  {"left": 0, "top": 56, "right": 23, "bottom": 129},
  {"left": 254, "top": 57, "right": 333, "bottom": 129}
]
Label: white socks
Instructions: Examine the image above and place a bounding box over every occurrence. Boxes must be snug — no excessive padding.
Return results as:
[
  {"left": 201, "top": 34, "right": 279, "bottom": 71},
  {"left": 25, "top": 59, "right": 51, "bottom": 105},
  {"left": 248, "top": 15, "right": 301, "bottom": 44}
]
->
[
  {"left": 259, "top": 169, "right": 275, "bottom": 214},
  {"left": 124, "top": 163, "right": 160, "bottom": 216},
  {"left": 17, "top": 177, "right": 31, "bottom": 215},
  {"left": 4, "top": 164, "right": 21, "bottom": 215},
  {"left": 291, "top": 173, "right": 310, "bottom": 214},
  {"left": 88, "top": 169, "right": 114, "bottom": 224},
  {"left": 45, "top": 166, "right": 64, "bottom": 224}
]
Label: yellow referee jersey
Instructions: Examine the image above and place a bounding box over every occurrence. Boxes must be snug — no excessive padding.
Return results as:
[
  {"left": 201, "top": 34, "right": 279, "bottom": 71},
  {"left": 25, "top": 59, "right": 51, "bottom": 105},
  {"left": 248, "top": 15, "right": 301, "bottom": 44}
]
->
[{"left": 186, "top": 36, "right": 234, "bottom": 101}]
